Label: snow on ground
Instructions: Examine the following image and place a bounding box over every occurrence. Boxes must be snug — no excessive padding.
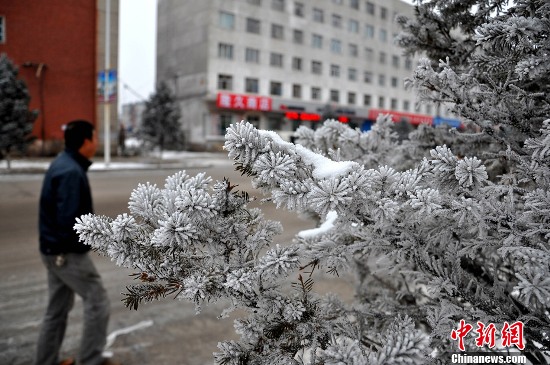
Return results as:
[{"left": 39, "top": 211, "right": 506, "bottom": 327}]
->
[{"left": 0, "top": 151, "right": 231, "bottom": 173}]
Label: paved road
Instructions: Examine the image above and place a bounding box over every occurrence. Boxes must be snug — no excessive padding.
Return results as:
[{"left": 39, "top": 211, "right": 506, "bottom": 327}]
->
[{"left": 0, "top": 157, "right": 354, "bottom": 364}]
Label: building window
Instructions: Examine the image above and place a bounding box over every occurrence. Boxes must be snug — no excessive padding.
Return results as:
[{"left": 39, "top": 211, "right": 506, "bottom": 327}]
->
[
  {"left": 0, "top": 16, "right": 5, "bottom": 43},
  {"left": 365, "top": 24, "right": 375, "bottom": 38},
  {"left": 348, "top": 19, "right": 359, "bottom": 33},
  {"left": 332, "top": 14, "right": 342, "bottom": 28},
  {"left": 292, "top": 84, "right": 302, "bottom": 98},
  {"left": 330, "top": 64, "right": 340, "bottom": 77},
  {"left": 350, "top": 0, "right": 359, "bottom": 10},
  {"left": 426, "top": 104, "right": 433, "bottom": 114},
  {"left": 378, "top": 74, "right": 386, "bottom": 86},
  {"left": 330, "top": 89, "right": 340, "bottom": 103},
  {"left": 348, "top": 92, "right": 356, "bottom": 105},
  {"left": 349, "top": 43, "right": 358, "bottom": 57},
  {"left": 245, "top": 48, "right": 260, "bottom": 63},
  {"left": 294, "top": 2, "right": 304, "bottom": 16},
  {"left": 391, "top": 98, "right": 398, "bottom": 110},
  {"left": 292, "top": 57, "right": 303, "bottom": 71},
  {"left": 313, "top": 8, "right": 324, "bottom": 23},
  {"left": 380, "top": 6, "right": 388, "bottom": 20},
  {"left": 379, "top": 29, "right": 387, "bottom": 43},
  {"left": 312, "top": 34, "right": 323, "bottom": 49},
  {"left": 311, "top": 87, "right": 322, "bottom": 100},
  {"left": 246, "top": 18, "right": 261, "bottom": 34},
  {"left": 405, "top": 57, "right": 413, "bottom": 70},
  {"left": 270, "top": 81, "right": 282, "bottom": 96},
  {"left": 293, "top": 29, "right": 304, "bottom": 44},
  {"left": 366, "top": 1, "right": 375, "bottom": 15},
  {"left": 270, "top": 52, "right": 283, "bottom": 67},
  {"left": 272, "top": 0, "right": 285, "bottom": 11},
  {"left": 379, "top": 51, "right": 387, "bottom": 64},
  {"left": 391, "top": 77, "right": 399, "bottom": 88},
  {"left": 330, "top": 39, "right": 342, "bottom": 54},
  {"left": 271, "top": 24, "right": 284, "bottom": 39},
  {"left": 220, "top": 114, "right": 233, "bottom": 135},
  {"left": 218, "top": 74, "right": 233, "bottom": 90},
  {"left": 246, "top": 78, "right": 259, "bottom": 93},
  {"left": 247, "top": 0, "right": 261, "bottom": 5},
  {"left": 403, "top": 100, "right": 410, "bottom": 111},
  {"left": 348, "top": 68, "right": 357, "bottom": 81},
  {"left": 392, "top": 55, "right": 400, "bottom": 68},
  {"left": 312, "top": 61, "right": 322, "bottom": 75},
  {"left": 363, "top": 94, "right": 371, "bottom": 106},
  {"left": 219, "top": 11, "right": 235, "bottom": 30},
  {"left": 364, "top": 71, "right": 373, "bottom": 83},
  {"left": 378, "top": 96, "right": 385, "bottom": 108},
  {"left": 365, "top": 47, "right": 374, "bottom": 61},
  {"left": 218, "top": 43, "right": 234, "bottom": 59}
]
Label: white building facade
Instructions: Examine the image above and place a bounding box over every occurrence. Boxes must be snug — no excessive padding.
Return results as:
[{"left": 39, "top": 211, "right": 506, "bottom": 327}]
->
[{"left": 157, "top": 0, "right": 433, "bottom": 150}]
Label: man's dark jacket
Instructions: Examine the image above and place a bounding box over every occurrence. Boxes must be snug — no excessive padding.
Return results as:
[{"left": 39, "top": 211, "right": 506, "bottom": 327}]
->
[{"left": 39, "top": 149, "right": 93, "bottom": 255}]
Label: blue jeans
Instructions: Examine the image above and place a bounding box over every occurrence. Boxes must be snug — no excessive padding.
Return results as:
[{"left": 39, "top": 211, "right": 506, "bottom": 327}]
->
[{"left": 34, "top": 253, "right": 110, "bottom": 365}]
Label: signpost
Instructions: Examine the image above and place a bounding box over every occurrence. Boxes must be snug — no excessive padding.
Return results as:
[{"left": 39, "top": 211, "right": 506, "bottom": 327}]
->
[
  {"left": 102, "top": 0, "right": 112, "bottom": 166},
  {"left": 97, "top": 70, "right": 117, "bottom": 102}
]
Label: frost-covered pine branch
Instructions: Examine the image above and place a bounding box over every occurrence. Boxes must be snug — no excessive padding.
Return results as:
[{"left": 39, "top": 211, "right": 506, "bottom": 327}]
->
[
  {"left": 76, "top": 1, "right": 550, "bottom": 364},
  {"left": 75, "top": 172, "right": 371, "bottom": 364},
  {"left": 224, "top": 117, "right": 549, "bottom": 359}
]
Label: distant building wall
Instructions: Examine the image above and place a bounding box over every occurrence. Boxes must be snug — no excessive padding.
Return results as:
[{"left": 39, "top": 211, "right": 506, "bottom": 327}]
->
[
  {"left": 120, "top": 101, "right": 146, "bottom": 134},
  {"left": 0, "top": 0, "right": 118, "bottom": 155},
  {"left": 157, "top": 0, "right": 439, "bottom": 150}
]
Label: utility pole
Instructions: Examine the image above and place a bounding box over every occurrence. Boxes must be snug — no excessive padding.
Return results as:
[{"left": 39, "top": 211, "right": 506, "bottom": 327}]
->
[{"left": 104, "top": 0, "right": 111, "bottom": 166}]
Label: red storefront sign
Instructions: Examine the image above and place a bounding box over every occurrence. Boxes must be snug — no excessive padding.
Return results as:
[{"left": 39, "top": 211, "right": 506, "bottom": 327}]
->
[
  {"left": 216, "top": 92, "right": 272, "bottom": 111},
  {"left": 284, "top": 112, "right": 321, "bottom": 121},
  {"left": 368, "top": 109, "right": 433, "bottom": 126}
]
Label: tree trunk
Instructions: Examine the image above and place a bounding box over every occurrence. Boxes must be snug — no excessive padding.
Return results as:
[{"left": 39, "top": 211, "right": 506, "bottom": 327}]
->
[{"left": 157, "top": 133, "right": 164, "bottom": 168}]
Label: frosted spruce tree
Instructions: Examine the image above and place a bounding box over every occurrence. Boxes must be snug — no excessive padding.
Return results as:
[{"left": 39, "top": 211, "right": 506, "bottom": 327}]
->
[
  {"left": 0, "top": 54, "right": 37, "bottom": 169},
  {"left": 75, "top": 1, "right": 549, "bottom": 364},
  {"left": 141, "top": 81, "right": 185, "bottom": 157}
]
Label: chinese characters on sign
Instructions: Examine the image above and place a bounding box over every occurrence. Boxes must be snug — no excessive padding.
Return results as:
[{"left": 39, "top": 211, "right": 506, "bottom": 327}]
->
[
  {"left": 284, "top": 111, "right": 321, "bottom": 121},
  {"left": 451, "top": 320, "right": 525, "bottom": 351},
  {"left": 216, "top": 93, "right": 272, "bottom": 112}
]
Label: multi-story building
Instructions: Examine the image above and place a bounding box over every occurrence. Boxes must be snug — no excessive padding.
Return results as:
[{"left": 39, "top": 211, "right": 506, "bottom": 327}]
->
[
  {"left": 157, "top": 0, "right": 434, "bottom": 150},
  {"left": 0, "top": 0, "right": 118, "bottom": 155},
  {"left": 120, "top": 101, "right": 146, "bottom": 134}
]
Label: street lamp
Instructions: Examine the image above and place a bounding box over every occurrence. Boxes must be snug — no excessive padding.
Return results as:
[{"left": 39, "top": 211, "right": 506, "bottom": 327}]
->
[{"left": 22, "top": 61, "right": 47, "bottom": 156}]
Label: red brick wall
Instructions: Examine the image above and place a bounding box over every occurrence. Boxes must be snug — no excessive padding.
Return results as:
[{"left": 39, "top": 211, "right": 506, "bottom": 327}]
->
[{"left": 0, "top": 0, "right": 97, "bottom": 144}]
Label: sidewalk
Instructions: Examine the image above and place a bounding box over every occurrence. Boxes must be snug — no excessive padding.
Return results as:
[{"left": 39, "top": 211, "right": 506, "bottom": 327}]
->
[{"left": 0, "top": 151, "right": 232, "bottom": 175}]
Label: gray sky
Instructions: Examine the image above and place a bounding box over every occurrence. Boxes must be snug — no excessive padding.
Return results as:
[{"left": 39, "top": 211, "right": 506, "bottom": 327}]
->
[{"left": 118, "top": 0, "right": 157, "bottom": 110}]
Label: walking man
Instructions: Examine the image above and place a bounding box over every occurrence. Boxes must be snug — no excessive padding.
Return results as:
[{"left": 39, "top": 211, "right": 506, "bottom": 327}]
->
[{"left": 34, "top": 120, "right": 120, "bottom": 365}]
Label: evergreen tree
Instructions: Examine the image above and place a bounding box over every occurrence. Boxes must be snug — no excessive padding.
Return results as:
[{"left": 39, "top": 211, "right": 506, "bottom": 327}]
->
[
  {"left": 0, "top": 54, "right": 37, "bottom": 169},
  {"left": 141, "top": 81, "right": 184, "bottom": 157},
  {"left": 75, "top": 1, "right": 550, "bottom": 364},
  {"left": 396, "top": 0, "right": 549, "bottom": 148}
]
